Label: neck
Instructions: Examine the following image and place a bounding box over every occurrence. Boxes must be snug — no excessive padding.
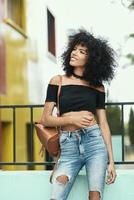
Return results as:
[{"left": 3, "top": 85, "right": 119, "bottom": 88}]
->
[
  {"left": 72, "top": 71, "right": 84, "bottom": 80},
  {"left": 73, "top": 68, "right": 84, "bottom": 76}
]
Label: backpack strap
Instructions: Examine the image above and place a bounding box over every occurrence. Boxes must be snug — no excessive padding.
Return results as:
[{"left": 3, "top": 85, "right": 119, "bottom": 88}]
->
[
  {"left": 57, "top": 75, "right": 62, "bottom": 116},
  {"left": 49, "top": 75, "right": 62, "bottom": 183}
]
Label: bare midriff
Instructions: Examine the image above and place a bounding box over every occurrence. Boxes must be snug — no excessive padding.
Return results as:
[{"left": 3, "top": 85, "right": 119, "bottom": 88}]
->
[{"left": 61, "top": 111, "right": 97, "bottom": 132}]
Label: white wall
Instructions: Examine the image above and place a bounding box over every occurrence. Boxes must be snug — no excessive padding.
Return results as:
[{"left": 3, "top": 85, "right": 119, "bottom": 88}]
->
[
  {"left": 26, "top": 0, "right": 63, "bottom": 104},
  {"left": 26, "top": 0, "right": 96, "bottom": 104},
  {"left": 26, "top": 0, "right": 134, "bottom": 104}
]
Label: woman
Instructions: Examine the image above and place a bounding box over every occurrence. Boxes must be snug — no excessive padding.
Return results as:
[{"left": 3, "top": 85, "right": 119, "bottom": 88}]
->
[{"left": 41, "top": 30, "right": 117, "bottom": 200}]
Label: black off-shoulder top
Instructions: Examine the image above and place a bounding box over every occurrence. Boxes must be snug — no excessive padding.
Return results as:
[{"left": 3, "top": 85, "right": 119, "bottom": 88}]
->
[{"left": 45, "top": 84, "right": 105, "bottom": 116}]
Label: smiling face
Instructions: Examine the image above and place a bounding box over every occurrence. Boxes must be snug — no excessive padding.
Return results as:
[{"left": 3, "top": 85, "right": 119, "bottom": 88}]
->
[{"left": 69, "top": 43, "right": 89, "bottom": 68}]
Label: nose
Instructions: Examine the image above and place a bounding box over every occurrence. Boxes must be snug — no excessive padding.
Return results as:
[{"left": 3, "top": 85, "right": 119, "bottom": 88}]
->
[{"left": 72, "top": 49, "right": 78, "bottom": 56}]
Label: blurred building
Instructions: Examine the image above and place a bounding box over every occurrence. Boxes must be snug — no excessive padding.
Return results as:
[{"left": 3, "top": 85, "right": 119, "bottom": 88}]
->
[{"left": 0, "top": 0, "right": 64, "bottom": 170}]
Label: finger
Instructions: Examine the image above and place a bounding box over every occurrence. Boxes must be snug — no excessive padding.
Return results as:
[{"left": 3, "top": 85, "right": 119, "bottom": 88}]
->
[
  {"left": 83, "top": 116, "right": 93, "bottom": 121},
  {"left": 106, "top": 172, "right": 112, "bottom": 184},
  {"left": 107, "top": 177, "right": 114, "bottom": 184},
  {"left": 82, "top": 118, "right": 93, "bottom": 123},
  {"left": 88, "top": 115, "right": 94, "bottom": 120},
  {"left": 106, "top": 172, "right": 116, "bottom": 184},
  {"left": 81, "top": 122, "right": 91, "bottom": 127},
  {"left": 80, "top": 124, "right": 89, "bottom": 128},
  {"left": 80, "top": 121, "right": 93, "bottom": 128},
  {"left": 77, "top": 122, "right": 89, "bottom": 128},
  {"left": 110, "top": 172, "right": 117, "bottom": 183}
]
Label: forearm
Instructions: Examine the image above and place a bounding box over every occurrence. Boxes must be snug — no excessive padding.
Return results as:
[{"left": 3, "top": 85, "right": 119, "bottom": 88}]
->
[
  {"left": 40, "top": 115, "right": 72, "bottom": 127},
  {"left": 100, "top": 123, "right": 115, "bottom": 164}
]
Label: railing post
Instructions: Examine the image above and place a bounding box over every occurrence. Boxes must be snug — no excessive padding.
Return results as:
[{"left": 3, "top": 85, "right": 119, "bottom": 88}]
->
[
  {"left": 121, "top": 104, "right": 125, "bottom": 162},
  {"left": 13, "top": 107, "right": 16, "bottom": 162},
  {"left": 0, "top": 108, "right": 2, "bottom": 167},
  {"left": 30, "top": 106, "right": 34, "bottom": 162}
]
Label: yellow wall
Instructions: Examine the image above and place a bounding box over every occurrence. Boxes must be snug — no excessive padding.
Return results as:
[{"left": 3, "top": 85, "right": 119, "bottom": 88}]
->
[
  {"left": 0, "top": 0, "right": 45, "bottom": 170},
  {"left": 1, "top": 33, "right": 28, "bottom": 105},
  {"left": 2, "top": 122, "right": 15, "bottom": 170},
  {"left": 1, "top": 107, "right": 45, "bottom": 170}
]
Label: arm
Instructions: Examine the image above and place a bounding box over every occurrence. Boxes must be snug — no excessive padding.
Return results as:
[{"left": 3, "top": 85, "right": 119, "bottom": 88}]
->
[
  {"left": 40, "top": 102, "right": 94, "bottom": 128},
  {"left": 96, "top": 109, "right": 114, "bottom": 164},
  {"left": 96, "top": 109, "right": 117, "bottom": 184},
  {"left": 40, "top": 101, "right": 72, "bottom": 127},
  {"left": 40, "top": 75, "right": 71, "bottom": 127},
  {"left": 96, "top": 85, "right": 114, "bottom": 163}
]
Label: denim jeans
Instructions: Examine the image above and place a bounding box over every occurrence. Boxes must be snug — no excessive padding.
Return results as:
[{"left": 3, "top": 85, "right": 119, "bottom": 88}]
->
[{"left": 50, "top": 124, "right": 108, "bottom": 200}]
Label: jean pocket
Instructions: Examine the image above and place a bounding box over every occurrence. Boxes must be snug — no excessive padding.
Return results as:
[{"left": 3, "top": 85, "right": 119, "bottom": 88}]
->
[
  {"left": 59, "top": 133, "right": 69, "bottom": 144},
  {"left": 87, "top": 128, "right": 101, "bottom": 137}
]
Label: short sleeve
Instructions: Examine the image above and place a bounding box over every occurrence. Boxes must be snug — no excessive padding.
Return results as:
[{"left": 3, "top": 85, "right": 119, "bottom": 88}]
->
[
  {"left": 45, "top": 84, "right": 58, "bottom": 104},
  {"left": 96, "top": 91, "right": 105, "bottom": 109}
]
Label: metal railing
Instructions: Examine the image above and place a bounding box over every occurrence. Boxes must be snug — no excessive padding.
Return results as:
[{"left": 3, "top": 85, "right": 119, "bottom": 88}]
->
[{"left": 0, "top": 102, "right": 134, "bottom": 167}]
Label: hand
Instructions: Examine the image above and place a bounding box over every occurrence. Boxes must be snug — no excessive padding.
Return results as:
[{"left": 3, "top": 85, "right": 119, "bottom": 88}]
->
[
  {"left": 68, "top": 111, "right": 94, "bottom": 128},
  {"left": 106, "top": 162, "right": 117, "bottom": 184}
]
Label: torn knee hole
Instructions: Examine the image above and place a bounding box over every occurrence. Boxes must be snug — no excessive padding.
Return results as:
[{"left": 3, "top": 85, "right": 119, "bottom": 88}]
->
[
  {"left": 56, "top": 175, "right": 69, "bottom": 185},
  {"left": 89, "top": 191, "right": 101, "bottom": 199}
]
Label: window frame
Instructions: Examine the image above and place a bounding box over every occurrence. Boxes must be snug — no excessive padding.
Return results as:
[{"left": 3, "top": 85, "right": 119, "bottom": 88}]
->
[
  {"left": 47, "top": 8, "right": 56, "bottom": 60},
  {"left": 3, "top": 0, "right": 27, "bottom": 38}
]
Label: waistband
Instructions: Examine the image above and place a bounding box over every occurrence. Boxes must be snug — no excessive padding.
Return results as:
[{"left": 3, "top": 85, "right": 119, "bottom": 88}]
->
[{"left": 60, "top": 123, "right": 99, "bottom": 134}]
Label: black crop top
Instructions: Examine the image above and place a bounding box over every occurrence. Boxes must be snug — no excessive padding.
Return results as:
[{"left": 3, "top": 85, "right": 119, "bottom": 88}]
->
[{"left": 45, "top": 84, "right": 105, "bottom": 115}]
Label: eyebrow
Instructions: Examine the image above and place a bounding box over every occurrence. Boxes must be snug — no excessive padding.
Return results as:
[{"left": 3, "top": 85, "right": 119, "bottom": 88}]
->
[
  {"left": 79, "top": 48, "right": 88, "bottom": 54},
  {"left": 74, "top": 45, "right": 88, "bottom": 53},
  {"left": 79, "top": 48, "right": 87, "bottom": 51},
  {"left": 74, "top": 47, "right": 87, "bottom": 51}
]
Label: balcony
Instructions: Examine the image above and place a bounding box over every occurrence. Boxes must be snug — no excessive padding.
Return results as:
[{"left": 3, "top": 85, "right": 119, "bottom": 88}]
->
[{"left": 0, "top": 103, "right": 134, "bottom": 199}]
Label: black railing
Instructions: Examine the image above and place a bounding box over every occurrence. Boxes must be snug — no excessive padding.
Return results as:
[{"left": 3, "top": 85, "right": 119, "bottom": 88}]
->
[{"left": 0, "top": 102, "right": 134, "bottom": 167}]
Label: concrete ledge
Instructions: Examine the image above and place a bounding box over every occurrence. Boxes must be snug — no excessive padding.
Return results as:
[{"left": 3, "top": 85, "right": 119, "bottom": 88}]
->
[{"left": 0, "top": 169, "right": 134, "bottom": 200}]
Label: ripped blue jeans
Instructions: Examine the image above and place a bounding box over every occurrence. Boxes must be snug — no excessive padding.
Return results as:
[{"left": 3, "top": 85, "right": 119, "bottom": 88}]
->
[{"left": 50, "top": 124, "right": 108, "bottom": 200}]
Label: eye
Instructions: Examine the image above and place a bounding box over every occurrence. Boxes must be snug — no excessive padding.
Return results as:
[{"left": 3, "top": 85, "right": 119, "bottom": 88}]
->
[
  {"left": 80, "top": 50, "right": 85, "bottom": 54},
  {"left": 80, "top": 50, "right": 88, "bottom": 55}
]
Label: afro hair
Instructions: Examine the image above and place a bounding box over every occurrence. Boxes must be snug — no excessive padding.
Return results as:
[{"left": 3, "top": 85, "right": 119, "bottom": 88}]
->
[{"left": 61, "top": 29, "right": 117, "bottom": 86}]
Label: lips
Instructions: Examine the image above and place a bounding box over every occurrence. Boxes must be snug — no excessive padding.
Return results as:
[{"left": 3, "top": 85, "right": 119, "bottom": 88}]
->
[{"left": 70, "top": 56, "right": 78, "bottom": 61}]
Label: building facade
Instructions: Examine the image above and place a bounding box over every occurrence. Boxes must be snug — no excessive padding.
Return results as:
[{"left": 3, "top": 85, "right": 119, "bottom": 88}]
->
[{"left": 0, "top": 0, "right": 66, "bottom": 170}]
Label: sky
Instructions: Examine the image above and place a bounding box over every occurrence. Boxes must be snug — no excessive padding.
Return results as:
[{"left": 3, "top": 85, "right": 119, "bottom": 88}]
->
[{"left": 56, "top": 0, "right": 134, "bottom": 103}]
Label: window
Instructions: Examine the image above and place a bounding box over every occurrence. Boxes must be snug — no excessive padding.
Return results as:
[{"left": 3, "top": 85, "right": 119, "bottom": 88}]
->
[
  {"left": 47, "top": 8, "right": 56, "bottom": 56},
  {"left": 4, "top": 0, "right": 27, "bottom": 37},
  {"left": 0, "top": 0, "right": 5, "bottom": 22},
  {"left": 0, "top": 36, "right": 6, "bottom": 94}
]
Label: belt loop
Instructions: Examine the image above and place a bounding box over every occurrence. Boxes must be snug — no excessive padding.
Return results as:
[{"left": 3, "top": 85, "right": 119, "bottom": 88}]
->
[
  {"left": 82, "top": 128, "right": 86, "bottom": 134},
  {"left": 69, "top": 131, "right": 71, "bottom": 137}
]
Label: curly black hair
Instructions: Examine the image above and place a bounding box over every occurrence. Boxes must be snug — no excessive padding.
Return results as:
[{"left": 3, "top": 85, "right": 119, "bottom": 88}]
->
[{"left": 61, "top": 29, "right": 117, "bottom": 86}]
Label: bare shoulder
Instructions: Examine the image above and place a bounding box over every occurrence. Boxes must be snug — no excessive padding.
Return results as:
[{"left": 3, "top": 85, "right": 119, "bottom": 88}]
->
[
  {"left": 49, "top": 75, "right": 62, "bottom": 85},
  {"left": 95, "top": 84, "right": 105, "bottom": 93}
]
